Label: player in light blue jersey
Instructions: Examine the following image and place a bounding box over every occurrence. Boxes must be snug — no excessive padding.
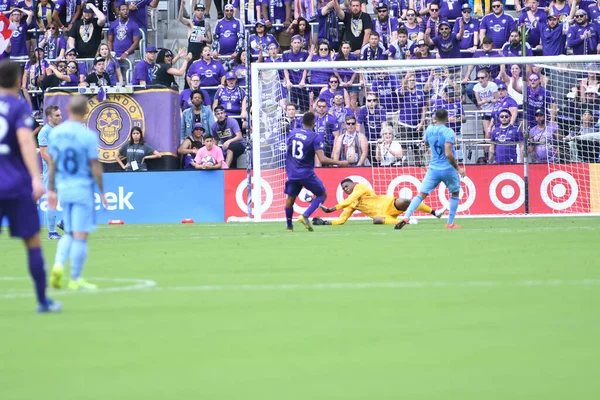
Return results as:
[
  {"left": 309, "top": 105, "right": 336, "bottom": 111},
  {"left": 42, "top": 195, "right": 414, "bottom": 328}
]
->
[
  {"left": 395, "top": 108, "right": 466, "bottom": 230},
  {"left": 38, "top": 105, "right": 63, "bottom": 240},
  {"left": 47, "top": 95, "right": 108, "bottom": 290}
]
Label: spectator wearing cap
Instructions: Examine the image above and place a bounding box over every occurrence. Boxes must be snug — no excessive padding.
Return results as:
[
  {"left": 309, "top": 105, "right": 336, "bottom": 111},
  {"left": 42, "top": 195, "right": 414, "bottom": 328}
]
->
[
  {"left": 529, "top": 108, "right": 560, "bottom": 163},
  {"left": 67, "top": 2, "right": 105, "bottom": 60},
  {"left": 38, "top": 21, "right": 67, "bottom": 60},
  {"left": 260, "top": 0, "right": 292, "bottom": 38},
  {"left": 8, "top": 8, "right": 33, "bottom": 58},
  {"left": 582, "top": 85, "right": 600, "bottom": 121},
  {"left": 518, "top": 0, "right": 546, "bottom": 54},
  {"left": 85, "top": 57, "right": 111, "bottom": 86},
  {"left": 372, "top": 1, "right": 399, "bottom": 49},
  {"left": 373, "top": 0, "right": 407, "bottom": 20},
  {"left": 179, "top": 73, "right": 212, "bottom": 111},
  {"left": 248, "top": 19, "right": 279, "bottom": 57},
  {"left": 108, "top": 3, "right": 141, "bottom": 82},
  {"left": 181, "top": 89, "right": 215, "bottom": 143},
  {"left": 424, "top": 18, "right": 463, "bottom": 60},
  {"left": 212, "top": 3, "right": 244, "bottom": 59},
  {"left": 489, "top": 108, "right": 524, "bottom": 164},
  {"left": 282, "top": 34, "right": 310, "bottom": 110},
  {"left": 479, "top": 0, "right": 516, "bottom": 50},
  {"left": 401, "top": 8, "right": 419, "bottom": 42},
  {"left": 536, "top": 11, "right": 567, "bottom": 56},
  {"left": 52, "top": 0, "right": 81, "bottom": 34},
  {"left": 455, "top": 4, "right": 479, "bottom": 56},
  {"left": 211, "top": 105, "right": 246, "bottom": 168},
  {"left": 212, "top": 71, "right": 247, "bottom": 129},
  {"left": 64, "top": 47, "right": 88, "bottom": 83},
  {"left": 333, "top": 0, "right": 373, "bottom": 54},
  {"left": 567, "top": 9, "right": 600, "bottom": 55},
  {"left": 114, "top": 0, "right": 159, "bottom": 38},
  {"left": 131, "top": 45, "right": 158, "bottom": 86},
  {"left": 360, "top": 31, "right": 391, "bottom": 61},
  {"left": 193, "top": 131, "right": 228, "bottom": 170},
  {"left": 179, "top": 122, "right": 207, "bottom": 169},
  {"left": 489, "top": 83, "right": 519, "bottom": 137},
  {"left": 186, "top": 46, "right": 225, "bottom": 99},
  {"left": 96, "top": 43, "right": 124, "bottom": 86},
  {"left": 153, "top": 47, "right": 193, "bottom": 88},
  {"left": 115, "top": 126, "right": 161, "bottom": 172},
  {"left": 526, "top": 72, "right": 556, "bottom": 128},
  {"left": 501, "top": 29, "right": 533, "bottom": 58},
  {"left": 466, "top": 36, "right": 503, "bottom": 85},
  {"left": 179, "top": 0, "right": 212, "bottom": 61}
]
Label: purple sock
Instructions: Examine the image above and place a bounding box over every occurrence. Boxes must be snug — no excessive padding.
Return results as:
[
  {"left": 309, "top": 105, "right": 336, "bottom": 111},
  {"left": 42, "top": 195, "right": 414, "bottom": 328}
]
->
[
  {"left": 285, "top": 207, "right": 293, "bottom": 229},
  {"left": 303, "top": 195, "right": 325, "bottom": 219},
  {"left": 27, "top": 247, "right": 47, "bottom": 305}
]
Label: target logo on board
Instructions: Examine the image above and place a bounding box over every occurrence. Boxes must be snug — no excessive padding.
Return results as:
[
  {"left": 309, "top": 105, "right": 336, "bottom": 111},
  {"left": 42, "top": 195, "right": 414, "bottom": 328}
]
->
[
  {"left": 235, "top": 177, "right": 274, "bottom": 215},
  {"left": 489, "top": 173, "right": 525, "bottom": 211},
  {"left": 386, "top": 175, "right": 422, "bottom": 199},
  {"left": 540, "top": 171, "right": 579, "bottom": 210},
  {"left": 437, "top": 176, "right": 476, "bottom": 212}
]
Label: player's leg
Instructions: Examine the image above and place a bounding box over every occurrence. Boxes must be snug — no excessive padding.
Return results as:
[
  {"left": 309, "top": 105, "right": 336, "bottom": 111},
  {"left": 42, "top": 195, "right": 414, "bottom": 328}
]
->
[
  {"left": 284, "top": 180, "right": 302, "bottom": 231},
  {"left": 51, "top": 203, "right": 74, "bottom": 289},
  {"left": 394, "top": 170, "right": 438, "bottom": 230},
  {"left": 67, "top": 202, "right": 97, "bottom": 290},
  {"left": 43, "top": 174, "right": 60, "bottom": 240},
  {"left": 299, "top": 175, "right": 328, "bottom": 231},
  {"left": 0, "top": 198, "right": 61, "bottom": 312},
  {"left": 393, "top": 198, "right": 446, "bottom": 218},
  {"left": 443, "top": 171, "right": 462, "bottom": 229}
]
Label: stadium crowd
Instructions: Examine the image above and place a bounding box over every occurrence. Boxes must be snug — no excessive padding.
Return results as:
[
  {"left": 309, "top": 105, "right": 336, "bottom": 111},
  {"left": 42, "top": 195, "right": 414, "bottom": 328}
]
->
[{"left": 3, "top": 0, "right": 600, "bottom": 169}]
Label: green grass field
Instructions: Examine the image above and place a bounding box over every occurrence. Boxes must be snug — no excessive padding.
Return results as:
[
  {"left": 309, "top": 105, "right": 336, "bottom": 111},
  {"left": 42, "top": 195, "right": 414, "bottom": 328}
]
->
[{"left": 1, "top": 217, "right": 599, "bottom": 399}]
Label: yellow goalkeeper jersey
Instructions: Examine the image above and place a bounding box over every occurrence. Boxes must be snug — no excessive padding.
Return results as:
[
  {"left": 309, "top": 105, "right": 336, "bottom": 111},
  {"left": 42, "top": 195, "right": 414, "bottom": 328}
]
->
[{"left": 331, "top": 183, "right": 399, "bottom": 225}]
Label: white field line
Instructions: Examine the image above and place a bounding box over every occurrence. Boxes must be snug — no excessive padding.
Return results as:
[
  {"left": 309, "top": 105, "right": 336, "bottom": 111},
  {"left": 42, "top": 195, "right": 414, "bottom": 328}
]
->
[{"left": 0, "top": 277, "right": 157, "bottom": 300}]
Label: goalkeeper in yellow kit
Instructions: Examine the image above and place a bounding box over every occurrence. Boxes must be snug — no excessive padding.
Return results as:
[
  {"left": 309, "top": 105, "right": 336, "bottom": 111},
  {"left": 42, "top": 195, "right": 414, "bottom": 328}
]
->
[{"left": 313, "top": 178, "right": 445, "bottom": 226}]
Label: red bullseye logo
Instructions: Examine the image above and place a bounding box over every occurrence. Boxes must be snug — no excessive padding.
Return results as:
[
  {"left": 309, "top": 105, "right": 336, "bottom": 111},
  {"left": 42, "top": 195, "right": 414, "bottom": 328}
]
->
[
  {"left": 437, "top": 176, "right": 476, "bottom": 213},
  {"left": 489, "top": 173, "right": 525, "bottom": 211},
  {"left": 540, "top": 171, "right": 578, "bottom": 210},
  {"left": 386, "top": 175, "right": 422, "bottom": 199}
]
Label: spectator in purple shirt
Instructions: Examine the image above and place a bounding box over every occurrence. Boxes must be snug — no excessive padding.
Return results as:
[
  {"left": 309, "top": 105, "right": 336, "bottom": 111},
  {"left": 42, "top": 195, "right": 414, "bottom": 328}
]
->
[
  {"left": 372, "top": 1, "right": 399, "bottom": 49},
  {"left": 489, "top": 111, "right": 524, "bottom": 164},
  {"left": 567, "top": 9, "right": 600, "bottom": 55},
  {"left": 357, "top": 91, "right": 387, "bottom": 143},
  {"left": 317, "top": 2, "right": 340, "bottom": 51},
  {"left": 180, "top": 74, "right": 212, "bottom": 111},
  {"left": 424, "top": 18, "right": 463, "bottom": 61},
  {"left": 52, "top": 0, "right": 80, "bottom": 34},
  {"left": 108, "top": 3, "right": 141, "bottom": 82},
  {"left": 261, "top": 0, "right": 293, "bottom": 39},
  {"left": 131, "top": 45, "right": 158, "bottom": 86},
  {"left": 501, "top": 30, "right": 533, "bottom": 58},
  {"left": 211, "top": 105, "right": 246, "bottom": 168},
  {"left": 334, "top": 41, "right": 359, "bottom": 109},
  {"left": 8, "top": 8, "right": 33, "bottom": 58},
  {"left": 212, "top": 3, "right": 244, "bottom": 57},
  {"left": 536, "top": 11, "right": 567, "bottom": 56},
  {"left": 455, "top": 4, "right": 479, "bottom": 57},
  {"left": 518, "top": 0, "right": 547, "bottom": 54},
  {"left": 186, "top": 45, "right": 226, "bottom": 98},
  {"left": 401, "top": 8, "right": 419, "bottom": 42},
  {"left": 47, "top": 60, "right": 79, "bottom": 87},
  {"left": 114, "top": 0, "right": 159, "bottom": 36},
  {"left": 479, "top": 0, "right": 516, "bottom": 50},
  {"left": 360, "top": 31, "right": 391, "bottom": 60},
  {"left": 319, "top": 74, "right": 350, "bottom": 108},
  {"left": 38, "top": 22, "right": 67, "bottom": 60},
  {"left": 306, "top": 40, "right": 335, "bottom": 96},
  {"left": 529, "top": 108, "right": 559, "bottom": 163},
  {"left": 283, "top": 34, "right": 309, "bottom": 111}
]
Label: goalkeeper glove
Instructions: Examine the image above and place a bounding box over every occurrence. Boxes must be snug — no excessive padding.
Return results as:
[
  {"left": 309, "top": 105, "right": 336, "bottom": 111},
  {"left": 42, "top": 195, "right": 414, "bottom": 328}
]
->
[
  {"left": 319, "top": 204, "right": 336, "bottom": 213},
  {"left": 312, "top": 216, "right": 326, "bottom": 225}
]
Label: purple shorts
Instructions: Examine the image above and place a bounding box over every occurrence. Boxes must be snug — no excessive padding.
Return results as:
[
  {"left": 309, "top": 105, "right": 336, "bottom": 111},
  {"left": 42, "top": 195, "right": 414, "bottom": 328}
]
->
[
  {"left": 0, "top": 196, "right": 40, "bottom": 239},
  {"left": 284, "top": 174, "right": 326, "bottom": 197}
]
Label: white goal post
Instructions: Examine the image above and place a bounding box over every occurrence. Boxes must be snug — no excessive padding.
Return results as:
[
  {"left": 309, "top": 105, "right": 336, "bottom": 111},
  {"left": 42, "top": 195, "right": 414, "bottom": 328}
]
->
[{"left": 249, "top": 55, "right": 600, "bottom": 221}]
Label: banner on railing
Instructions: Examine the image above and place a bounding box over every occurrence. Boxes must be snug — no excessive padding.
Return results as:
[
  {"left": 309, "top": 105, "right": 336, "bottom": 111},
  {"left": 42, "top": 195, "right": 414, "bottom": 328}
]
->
[
  {"left": 36, "top": 171, "right": 225, "bottom": 225},
  {"left": 223, "top": 165, "right": 592, "bottom": 220},
  {"left": 44, "top": 89, "right": 181, "bottom": 164}
]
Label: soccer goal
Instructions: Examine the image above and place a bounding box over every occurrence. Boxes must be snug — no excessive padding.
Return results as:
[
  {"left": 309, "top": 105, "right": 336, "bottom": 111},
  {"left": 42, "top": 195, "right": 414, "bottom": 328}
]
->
[{"left": 249, "top": 55, "right": 600, "bottom": 221}]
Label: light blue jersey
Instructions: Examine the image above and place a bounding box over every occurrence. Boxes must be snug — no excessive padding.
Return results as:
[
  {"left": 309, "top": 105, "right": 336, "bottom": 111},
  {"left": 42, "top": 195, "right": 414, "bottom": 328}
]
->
[
  {"left": 37, "top": 123, "right": 53, "bottom": 178},
  {"left": 425, "top": 123, "right": 456, "bottom": 171},
  {"left": 48, "top": 120, "right": 98, "bottom": 204}
]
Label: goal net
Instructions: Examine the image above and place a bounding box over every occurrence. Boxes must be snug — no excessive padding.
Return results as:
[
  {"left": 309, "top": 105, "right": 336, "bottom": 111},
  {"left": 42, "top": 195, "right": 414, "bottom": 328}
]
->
[{"left": 250, "top": 55, "right": 600, "bottom": 221}]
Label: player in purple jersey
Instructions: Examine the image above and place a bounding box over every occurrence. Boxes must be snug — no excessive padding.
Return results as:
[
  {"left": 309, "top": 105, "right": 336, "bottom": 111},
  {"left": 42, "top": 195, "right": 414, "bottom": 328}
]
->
[
  {"left": 284, "top": 111, "right": 348, "bottom": 232},
  {"left": 0, "top": 61, "right": 62, "bottom": 313}
]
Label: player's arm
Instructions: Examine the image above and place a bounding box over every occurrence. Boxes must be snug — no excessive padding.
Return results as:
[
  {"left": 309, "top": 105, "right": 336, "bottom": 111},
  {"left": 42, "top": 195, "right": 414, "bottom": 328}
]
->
[
  {"left": 17, "top": 127, "right": 44, "bottom": 201},
  {"left": 315, "top": 148, "right": 348, "bottom": 167},
  {"left": 445, "top": 141, "right": 465, "bottom": 177},
  {"left": 331, "top": 207, "right": 355, "bottom": 225},
  {"left": 39, "top": 144, "right": 52, "bottom": 165}
]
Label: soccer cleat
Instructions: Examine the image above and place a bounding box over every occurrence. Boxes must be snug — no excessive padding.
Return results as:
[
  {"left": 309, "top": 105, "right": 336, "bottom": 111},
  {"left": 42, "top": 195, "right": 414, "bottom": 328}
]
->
[
  {"left": 50, "top": 263, "right": 64, "bottom": 289},
  {"left": 47, "top": 231, "right": 62, "bottom": 240},
  {"left": 446, "top": 223, "right": 462, "bottom": 229},
  {"left": 68, "top": 278, "right": 98, "bottom": 291},
  {"left": 394, "top": 217, "right": 410, "bottom": 230},
  {"left": 434, "top": 207, "right": 447, "bottom": 219},
  {"left": 36, "top": 298, "right": 63, "bottom": 313},
  {"left": 297, "top": 215, "right": 314, "bottom": 232},
  {"left": 56, "top": 219, "right": 65, "bottom": 232},
  {"left": 286, "top": 227, "right": 293, "bottom": 232}
]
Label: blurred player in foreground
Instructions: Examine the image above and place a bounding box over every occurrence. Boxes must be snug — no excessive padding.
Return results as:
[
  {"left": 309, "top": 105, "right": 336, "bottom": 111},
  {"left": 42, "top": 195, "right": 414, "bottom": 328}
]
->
[
  {"left": 0, "top": 60, "right": 62, "bottom": 313},
  {"left": 48, "top": 95, "right": 108, "bottom": 290},
  {"left": 314, "top": 179, "right": 446, "bottom": 226},
  {"left": 285, "top": 112, "right": 348, "bottom": 232},
  {"left": 395, "top": 108, "right": 465, "bottom": 230}
]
